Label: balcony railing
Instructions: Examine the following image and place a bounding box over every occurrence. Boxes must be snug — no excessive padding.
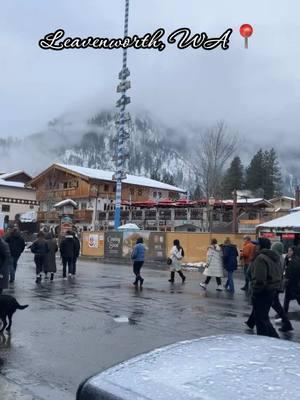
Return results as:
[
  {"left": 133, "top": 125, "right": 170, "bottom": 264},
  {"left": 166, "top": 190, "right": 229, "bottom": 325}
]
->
[
  {"left": 74, "top": 210, "right": 93, "bottom": 222},
  {"left": 132, "top": 210, "right": 142, "bottom": 219},
  {"left": 190, "top": 209, "right": 203, "bottom": 220},
  {"left": 37, "top": 210, "right": 93, "bottom": 223},
  {"left": 174, "top": 210, "right": 188, "bottom": 220},
  {"left": 145, "top": 210, "right": 156, "bottom": 220},
  {"left": 37, "top": 211, "right": 59, "bottom": 221}
]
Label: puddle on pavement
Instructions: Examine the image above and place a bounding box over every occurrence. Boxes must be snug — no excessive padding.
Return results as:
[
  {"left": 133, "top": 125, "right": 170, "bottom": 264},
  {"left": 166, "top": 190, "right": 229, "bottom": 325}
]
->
[{"left": 113, "top": 316, "right": 129, "bottom": 323}]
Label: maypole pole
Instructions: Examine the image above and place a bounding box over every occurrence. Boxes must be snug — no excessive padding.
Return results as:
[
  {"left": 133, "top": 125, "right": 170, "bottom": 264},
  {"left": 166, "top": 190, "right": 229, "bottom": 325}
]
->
[{"left": 114, "top": 0, "right": 131, "bottom": 229}]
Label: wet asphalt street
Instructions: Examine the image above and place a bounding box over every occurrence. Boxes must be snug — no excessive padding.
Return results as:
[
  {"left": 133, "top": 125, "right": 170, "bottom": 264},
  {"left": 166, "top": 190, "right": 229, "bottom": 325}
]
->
[{"left": 1, "top": 252, "right": 300, "bottom": 400}]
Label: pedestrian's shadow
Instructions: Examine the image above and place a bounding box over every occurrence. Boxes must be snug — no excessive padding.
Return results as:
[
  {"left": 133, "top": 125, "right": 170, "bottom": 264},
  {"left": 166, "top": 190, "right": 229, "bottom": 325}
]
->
[{"left": 0, "top": 333, "right": 11, "bottom": 348}]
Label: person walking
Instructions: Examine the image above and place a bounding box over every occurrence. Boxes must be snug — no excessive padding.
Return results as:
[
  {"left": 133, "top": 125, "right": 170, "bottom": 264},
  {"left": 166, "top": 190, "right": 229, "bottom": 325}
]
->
[
  {"left": 60, "top": 231, "right": 77, "bottom": 279},
  {"left": 71, "top": 231, "right": 80, "bottom": 277},
  {"left": 283, "top": 246, "right": 300, "bottom": 314},
  {"left": 5, "top": 227, "right": 25, "bottom": 283},
  {"left": 0, "top": 238, "right": 11, "bottom": 294},
  {"left": 44, "top": 233, "right": 58, "bottom": 281},
  {"left": 168, "top": 239, "right": 186, "bottom": 283},
  {"left": 31, "top": 231, "right": 49, "bottom": 283},
  {"left": 131, "top": 237, "right": 145, "bottom": 287},
  {"left": 222, "top": 237, "right": 238, "bottom": 293},
  {"left": 240, "top": 235, "right": 256, "bottom": 291},
  {"left": 200, "top": 238, "right": 223, "bottom": 291},
  {"left": 247, "top": 242, "right": 294, "bottom": 332},
  {"left": 248, "top": 237, "right": 281, "bottom": 338},
  {"left": 270, "top": 241, "right": 293, "bottom": 332}
]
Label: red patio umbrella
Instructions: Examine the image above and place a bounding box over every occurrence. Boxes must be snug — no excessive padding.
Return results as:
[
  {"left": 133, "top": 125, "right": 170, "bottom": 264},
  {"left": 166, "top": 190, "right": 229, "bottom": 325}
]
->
[
  {"left": 174, "top": 199, "right": 197, "bottom": 207},
  {"left": 131, "top": 199, "right": 158, "bottom": 208},
  {"left": 158, "top": 199, "right": 176, "bottom": 207}
]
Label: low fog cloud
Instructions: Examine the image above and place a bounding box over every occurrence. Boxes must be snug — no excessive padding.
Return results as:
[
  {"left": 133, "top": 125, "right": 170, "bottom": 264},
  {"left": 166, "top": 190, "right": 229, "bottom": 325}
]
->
[{"left": 0, "top": 0, "right": 299, "bottom": 169}]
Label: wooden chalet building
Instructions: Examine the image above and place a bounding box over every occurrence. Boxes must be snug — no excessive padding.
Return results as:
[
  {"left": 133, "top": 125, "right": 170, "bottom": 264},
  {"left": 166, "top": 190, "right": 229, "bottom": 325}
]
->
[{"left": 28, "top": 163, "right": 186, "bottom": 230}]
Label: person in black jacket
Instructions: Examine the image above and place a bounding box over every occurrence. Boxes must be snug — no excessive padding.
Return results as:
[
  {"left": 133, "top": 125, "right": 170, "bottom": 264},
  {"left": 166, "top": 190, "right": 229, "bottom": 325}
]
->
[
  {"left": 31, "top": 231, "right": 49, "bottom": 283},
  {"left": 222, "top": 238, "right": 238, "bottom": 293},
  {"left": 0, "top": 238, "right": 11, "bottom": 294},
  {"left": 5, "top": 227, "right": 25, "bottom": 283},
  {"left": 247, "top": 238, "right": 281, "bottom": 338},
  {"left": 283, "top": 246, "right": 300, "bottom": 313},
  {"left": 60, "top": 231, "right": 77, "bottom": 279}
]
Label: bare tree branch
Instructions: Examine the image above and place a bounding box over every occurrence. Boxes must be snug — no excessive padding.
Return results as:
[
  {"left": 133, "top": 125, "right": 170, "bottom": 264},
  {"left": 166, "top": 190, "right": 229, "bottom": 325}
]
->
[{"left": 194, "top": 121, "right": 238, "bottom": 198}]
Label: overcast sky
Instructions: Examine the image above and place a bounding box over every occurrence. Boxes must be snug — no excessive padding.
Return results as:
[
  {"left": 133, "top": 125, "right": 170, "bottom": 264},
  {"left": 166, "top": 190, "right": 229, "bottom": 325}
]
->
[{"left": 1, "top": 0, "right": 300, "bottom": 146}]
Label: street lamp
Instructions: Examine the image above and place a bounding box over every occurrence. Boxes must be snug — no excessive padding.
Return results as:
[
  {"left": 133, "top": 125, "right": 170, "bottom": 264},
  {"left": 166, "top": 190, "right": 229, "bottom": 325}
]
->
[
  {"left": 208, "top": 196, "right": 215, "bottom": 232},
  {"left": 232, "top": 189, "right": 238, "bottom": 234}
]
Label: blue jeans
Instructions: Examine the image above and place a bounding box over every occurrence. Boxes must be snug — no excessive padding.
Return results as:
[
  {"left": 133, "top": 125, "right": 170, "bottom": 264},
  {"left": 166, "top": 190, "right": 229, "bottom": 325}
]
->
[{"left": 225, "top": 271, "right": 234, "bottom": 292}]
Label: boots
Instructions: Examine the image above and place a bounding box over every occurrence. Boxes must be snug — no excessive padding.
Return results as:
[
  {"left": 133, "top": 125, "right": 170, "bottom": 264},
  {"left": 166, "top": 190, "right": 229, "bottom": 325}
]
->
[
  {"left": 133, "top": 277, "right": 139, "bottom": 286},
  {"left": 178, "top": 270, "right": 186, "bottom": 283},
  {"left": 168, "top": 271, "right": 175, "bottom": 283},
  {"left": 279, "top": 320, "right": 294, "bottom": 332}
]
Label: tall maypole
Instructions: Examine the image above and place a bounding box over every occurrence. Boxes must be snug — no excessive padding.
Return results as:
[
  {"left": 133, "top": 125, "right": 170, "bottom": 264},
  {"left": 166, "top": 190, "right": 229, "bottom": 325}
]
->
[{"left": 114, "top": 0, "right": 131, "bottom": 229}]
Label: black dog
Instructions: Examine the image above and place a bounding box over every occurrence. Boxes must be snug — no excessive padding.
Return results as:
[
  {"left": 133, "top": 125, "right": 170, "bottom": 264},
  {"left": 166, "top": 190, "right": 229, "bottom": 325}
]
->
[{"left": 0, "top": 295, "right": 28, "bottom": 333}]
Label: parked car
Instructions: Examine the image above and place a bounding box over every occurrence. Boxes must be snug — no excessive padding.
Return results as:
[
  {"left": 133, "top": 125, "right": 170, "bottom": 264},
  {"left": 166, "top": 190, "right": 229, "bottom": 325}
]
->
[{"left": 77, "top": 334, "right": 300, "bottom": 399}]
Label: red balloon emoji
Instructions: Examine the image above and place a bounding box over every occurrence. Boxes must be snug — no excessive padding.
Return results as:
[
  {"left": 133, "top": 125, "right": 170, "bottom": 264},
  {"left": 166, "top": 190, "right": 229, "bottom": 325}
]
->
[{"left": 240, "top": 24, "right": 253, "bottom": 49}]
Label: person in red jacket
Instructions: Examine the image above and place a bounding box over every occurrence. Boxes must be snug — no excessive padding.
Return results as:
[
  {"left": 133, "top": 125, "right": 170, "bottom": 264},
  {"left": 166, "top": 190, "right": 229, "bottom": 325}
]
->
[{"left": 241, "top": 236, "right": 256, "bottom": 291}]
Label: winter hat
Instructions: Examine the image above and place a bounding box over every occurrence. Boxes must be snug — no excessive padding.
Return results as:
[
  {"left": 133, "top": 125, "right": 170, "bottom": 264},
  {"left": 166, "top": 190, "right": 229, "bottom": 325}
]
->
[
  {"left": 258, "top": 237, "right": 271, "bottom": 250},
  {"left": 271, "top": 241, "right": 284, "bottom": 256}
]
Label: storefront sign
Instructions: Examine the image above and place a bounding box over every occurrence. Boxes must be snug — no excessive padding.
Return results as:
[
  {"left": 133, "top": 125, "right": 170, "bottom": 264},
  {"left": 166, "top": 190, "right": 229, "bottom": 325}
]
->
[{"left": 104, "top": 232, "right": 123, "bottom": 258}]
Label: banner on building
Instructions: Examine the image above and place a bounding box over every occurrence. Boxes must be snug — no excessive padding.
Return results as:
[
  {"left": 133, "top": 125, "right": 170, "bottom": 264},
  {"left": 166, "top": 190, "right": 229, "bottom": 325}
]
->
[
  {"left": 282, "top": 233, "right": 295, "bottom": 240},
  {"left": 148, "top": 232, "right": 166, "bottom": 260},
  {"left": 88, "top": 234, "right": 99, "bottom": 248}
]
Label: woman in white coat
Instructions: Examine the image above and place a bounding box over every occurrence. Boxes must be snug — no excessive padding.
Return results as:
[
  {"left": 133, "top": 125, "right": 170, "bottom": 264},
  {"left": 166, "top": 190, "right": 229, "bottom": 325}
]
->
[
  {"left": 200, "top": 238, "right": 223, "bottom": 291},
  {"left": 168, "top": 239, "right": 186, "bottom": 283}
]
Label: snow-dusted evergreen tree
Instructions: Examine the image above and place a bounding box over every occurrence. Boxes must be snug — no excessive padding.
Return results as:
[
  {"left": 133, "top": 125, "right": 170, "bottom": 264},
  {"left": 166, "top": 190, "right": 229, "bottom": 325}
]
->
[{"left": 222, "top": 156, "right": 244, "bottom": 198}]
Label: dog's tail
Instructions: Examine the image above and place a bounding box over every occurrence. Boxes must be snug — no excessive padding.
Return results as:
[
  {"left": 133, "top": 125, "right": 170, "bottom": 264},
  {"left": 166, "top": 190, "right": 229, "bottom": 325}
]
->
[{"left": 17, "top": 304, "right": 29, "bottom": 310}]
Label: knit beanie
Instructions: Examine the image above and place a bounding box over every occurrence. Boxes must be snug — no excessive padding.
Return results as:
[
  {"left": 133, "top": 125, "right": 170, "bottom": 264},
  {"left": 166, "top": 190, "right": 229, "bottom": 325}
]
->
[{"left": 271, "top": 241, "right": 284, "bottom": 256}]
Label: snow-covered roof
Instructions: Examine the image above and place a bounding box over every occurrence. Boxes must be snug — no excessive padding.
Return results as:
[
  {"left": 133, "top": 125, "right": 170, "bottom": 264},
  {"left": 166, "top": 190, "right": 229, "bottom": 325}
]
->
[
  {"left": 257, "top": 211, "right": 300, "bottom": 229},
  {"left": 0, "top": 170, "right": 32, "bottom": 181},
  {"left": 289, "top": 206, "right": 300, "bottom": 212},
  {"left": 54, "top": 199, "right": 78, "bottom": 208},
  {"left": 0, "top": 179, "right": 25, "bottom": 189},
  {"left": 55, "top": 164, "right": 186, "bottom": 193},
  {"left": 269, "top": 196, "right": 295, "bottom": 202},
  {"left": 223, "top": 198, "right": 273, "bottom": 206}
]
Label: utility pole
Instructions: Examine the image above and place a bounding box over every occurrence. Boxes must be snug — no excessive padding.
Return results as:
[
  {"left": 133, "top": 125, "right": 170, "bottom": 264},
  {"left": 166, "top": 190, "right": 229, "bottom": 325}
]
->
[
  {"left": 232, "top": 189, "right": 238, "bottom": 234},
  {"left": 114, "top": 0, "right": 131, "bottom": 229}
]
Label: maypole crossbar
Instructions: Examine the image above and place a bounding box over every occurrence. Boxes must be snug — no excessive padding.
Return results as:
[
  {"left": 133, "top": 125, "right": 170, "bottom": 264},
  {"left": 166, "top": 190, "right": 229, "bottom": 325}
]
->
[{"left": 114, "top": 0, "right": 131, "bottom": 229}]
